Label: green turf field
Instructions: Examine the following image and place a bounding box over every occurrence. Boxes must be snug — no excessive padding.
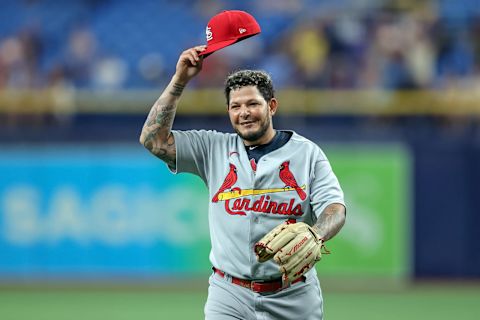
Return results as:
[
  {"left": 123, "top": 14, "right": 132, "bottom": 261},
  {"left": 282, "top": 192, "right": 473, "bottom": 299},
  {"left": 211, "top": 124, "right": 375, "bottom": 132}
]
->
[{"left": 1, "top": 285, "right": 479, "bottom": 320}]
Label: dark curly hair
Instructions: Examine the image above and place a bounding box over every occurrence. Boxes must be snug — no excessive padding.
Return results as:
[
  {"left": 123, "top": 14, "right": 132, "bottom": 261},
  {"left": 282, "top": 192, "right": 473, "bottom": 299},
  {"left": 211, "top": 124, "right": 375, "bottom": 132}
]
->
[{"left": 224, "top": 70, "right": 275, "bottom": 105}]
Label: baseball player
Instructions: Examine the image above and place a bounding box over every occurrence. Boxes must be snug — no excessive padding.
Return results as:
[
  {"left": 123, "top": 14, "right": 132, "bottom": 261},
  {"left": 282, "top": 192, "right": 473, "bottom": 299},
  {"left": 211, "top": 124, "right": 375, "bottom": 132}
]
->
[{"left": 140, "top": 46, "right": 346, "bottom": 320}]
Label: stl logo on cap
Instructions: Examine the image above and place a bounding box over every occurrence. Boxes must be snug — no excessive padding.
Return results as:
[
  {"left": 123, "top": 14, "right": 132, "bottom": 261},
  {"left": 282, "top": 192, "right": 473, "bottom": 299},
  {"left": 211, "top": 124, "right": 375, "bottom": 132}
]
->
[
  {"left": 206, "top": 26, "right": 213, "bottom": 41},
  {"left": 199, "top": 10, "right": 261, "bottom": 57}
]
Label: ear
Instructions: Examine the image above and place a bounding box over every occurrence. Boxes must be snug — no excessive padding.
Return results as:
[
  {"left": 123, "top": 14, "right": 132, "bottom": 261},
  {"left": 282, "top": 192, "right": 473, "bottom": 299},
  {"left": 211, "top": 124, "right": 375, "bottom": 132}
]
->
[{"left": 269, "top": 98, "right": 278, "bottom": 115}]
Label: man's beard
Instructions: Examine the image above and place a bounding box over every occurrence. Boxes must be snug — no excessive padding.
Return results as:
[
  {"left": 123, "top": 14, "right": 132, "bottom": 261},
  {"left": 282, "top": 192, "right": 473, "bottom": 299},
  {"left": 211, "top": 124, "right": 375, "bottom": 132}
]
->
[{"left": 235, "top": 117, "right": 271, "bottom": 142}]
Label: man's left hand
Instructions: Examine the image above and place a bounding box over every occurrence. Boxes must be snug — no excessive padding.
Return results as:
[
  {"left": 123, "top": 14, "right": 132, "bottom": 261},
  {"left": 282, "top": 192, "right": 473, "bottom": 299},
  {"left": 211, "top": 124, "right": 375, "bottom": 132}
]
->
[{"left": 254, "top": 221, "right": 327, "bottom": 283}]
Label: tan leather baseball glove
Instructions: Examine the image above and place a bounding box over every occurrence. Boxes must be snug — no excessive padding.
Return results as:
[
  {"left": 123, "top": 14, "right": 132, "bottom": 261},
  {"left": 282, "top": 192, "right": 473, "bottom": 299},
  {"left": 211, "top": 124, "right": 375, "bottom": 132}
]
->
[{"left": 254, "top": 221, "right": 328, "bottom": 283}]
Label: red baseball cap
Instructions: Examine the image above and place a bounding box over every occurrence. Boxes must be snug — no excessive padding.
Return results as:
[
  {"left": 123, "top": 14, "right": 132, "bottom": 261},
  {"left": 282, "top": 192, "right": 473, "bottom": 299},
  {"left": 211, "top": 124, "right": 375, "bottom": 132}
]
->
[{"left": 199, "top": 10, "right": 261, "bottom": 57}]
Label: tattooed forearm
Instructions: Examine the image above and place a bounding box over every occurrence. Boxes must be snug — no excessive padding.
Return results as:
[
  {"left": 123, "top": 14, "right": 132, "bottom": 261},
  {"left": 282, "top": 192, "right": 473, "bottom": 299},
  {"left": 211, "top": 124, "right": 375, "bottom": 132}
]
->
[
  {"left": 142, "top": 102, "right": 176, "bottom": 139},
  {"left": 145, "top": 104, "right": 175, "bottom": 126},
  {"left": 313, "top": 203, "right": 346, "bottom": 241},
  {"left": 170, "top": 83, "right": 185, "bottom": 97},
  {"left": 141, "top": 101, "right": 176, "bottom": 164}
]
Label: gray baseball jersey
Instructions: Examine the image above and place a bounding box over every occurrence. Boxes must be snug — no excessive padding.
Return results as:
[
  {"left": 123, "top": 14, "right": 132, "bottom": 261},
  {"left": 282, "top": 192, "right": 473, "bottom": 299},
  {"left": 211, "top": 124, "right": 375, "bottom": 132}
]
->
[{"left": 171, "top": 129, "right": 345, "bottom": 281}]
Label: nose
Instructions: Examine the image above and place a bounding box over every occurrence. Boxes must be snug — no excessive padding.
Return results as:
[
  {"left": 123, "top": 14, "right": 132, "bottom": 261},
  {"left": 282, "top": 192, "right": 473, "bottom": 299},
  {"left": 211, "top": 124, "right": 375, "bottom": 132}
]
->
[{"left": 239, "top": 105, "right": 250, "bottom": 118}]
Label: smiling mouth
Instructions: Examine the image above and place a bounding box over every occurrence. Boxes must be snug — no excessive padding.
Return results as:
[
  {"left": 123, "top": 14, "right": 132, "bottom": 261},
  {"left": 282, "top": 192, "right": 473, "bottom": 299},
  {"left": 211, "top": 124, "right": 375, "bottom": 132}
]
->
[{"left": 240, "top": 121, "right": 256, "bottom": 126}]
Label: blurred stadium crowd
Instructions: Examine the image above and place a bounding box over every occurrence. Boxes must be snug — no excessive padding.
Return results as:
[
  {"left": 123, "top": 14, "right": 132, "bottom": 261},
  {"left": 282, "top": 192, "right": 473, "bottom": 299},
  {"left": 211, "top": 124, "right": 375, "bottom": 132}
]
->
[{"left": 0, "top": 0, "right": 480, "bottom": 90}]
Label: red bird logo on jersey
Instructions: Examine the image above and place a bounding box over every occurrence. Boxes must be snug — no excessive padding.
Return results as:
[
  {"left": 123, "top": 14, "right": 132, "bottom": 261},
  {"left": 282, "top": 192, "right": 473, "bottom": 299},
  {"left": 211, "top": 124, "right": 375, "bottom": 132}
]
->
[
  {"left": 212, "top": 163, "right": 238, "bottom": 202},
  {"left": 279, "top": 161, "right": 307, "bottom": 200}
]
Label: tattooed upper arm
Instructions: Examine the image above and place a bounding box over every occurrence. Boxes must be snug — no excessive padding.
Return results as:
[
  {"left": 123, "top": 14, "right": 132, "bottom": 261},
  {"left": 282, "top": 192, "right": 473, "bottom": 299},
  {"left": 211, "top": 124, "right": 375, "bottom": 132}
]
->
[
  {"left": 143, "top": 132, "right": 176, "bottom": 169},
  {"left": 140, "top": 99, "right": 178, "bottom": 169}
]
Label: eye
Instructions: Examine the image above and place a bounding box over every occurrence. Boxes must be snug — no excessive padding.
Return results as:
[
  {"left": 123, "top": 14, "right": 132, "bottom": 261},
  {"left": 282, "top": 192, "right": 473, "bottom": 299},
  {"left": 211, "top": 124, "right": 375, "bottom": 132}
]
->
[{"left": 230, "top": 104, "right": 240, "bottom": 110}]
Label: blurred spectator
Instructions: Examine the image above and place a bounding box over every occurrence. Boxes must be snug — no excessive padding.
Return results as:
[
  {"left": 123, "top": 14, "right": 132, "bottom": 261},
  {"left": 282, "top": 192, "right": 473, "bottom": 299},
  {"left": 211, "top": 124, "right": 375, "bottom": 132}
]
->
[
  {"left": 92, "top": 55, "right": 128, "bottom": 90},
  {"left": 47, "top": 64, "right": 76, "bottom": 125},
  {"left": 287, "top": 21, "right": 330, "bottom": 87},
  {"left": 195, "top": 53, "right": 231, "bottom": 88},
  {"left": 0, "top": 50, "right": 6, "bottom": 88},
  {"left": 0, "top": 27, "right": 42, "bottom": 89},
  {"left": 63, "top": 26, "right": 98, "bottom": 88},
  {"left": 436, "top": 27, "right": 475, "bottom": 88},
  {"left": 138, "top": 53, "right": 166, "bottom": 87},
  {"left": 258, "top": 39, "right": 296, "bottom": 88},
  {"left": 403, "top": 17, "right": 436, "bottom": 88},
  {"left": 373, "top": 13, "right": 417, "bottom": 89},
  {"left": 326, "top": 13, "right": 367, "bottom": 88},
  {"left": 194, "top": 0, "right": 228, "bottom": 20}
]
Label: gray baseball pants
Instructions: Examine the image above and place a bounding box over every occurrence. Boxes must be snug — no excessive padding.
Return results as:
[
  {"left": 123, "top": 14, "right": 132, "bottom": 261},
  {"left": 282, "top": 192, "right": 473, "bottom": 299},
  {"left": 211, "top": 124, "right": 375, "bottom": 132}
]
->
[{"left": 204, "top": 271, "right": 324, "bottom": 320}]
